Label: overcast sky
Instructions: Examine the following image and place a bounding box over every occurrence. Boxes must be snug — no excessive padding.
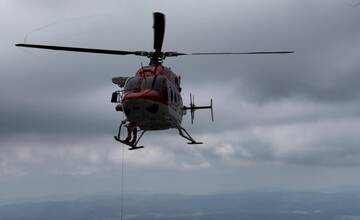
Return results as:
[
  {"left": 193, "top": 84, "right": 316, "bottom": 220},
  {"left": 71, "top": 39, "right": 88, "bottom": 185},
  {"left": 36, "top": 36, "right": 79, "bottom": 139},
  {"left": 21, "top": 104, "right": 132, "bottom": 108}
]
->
[{"left": 1, "top": 0, "right": 360, "bottom": 199}]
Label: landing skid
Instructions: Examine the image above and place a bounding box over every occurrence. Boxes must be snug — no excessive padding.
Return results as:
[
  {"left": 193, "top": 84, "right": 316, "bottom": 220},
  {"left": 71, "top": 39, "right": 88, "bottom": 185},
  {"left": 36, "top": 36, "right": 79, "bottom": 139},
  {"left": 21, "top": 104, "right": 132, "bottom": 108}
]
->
[
  {"left": 114, "top": 120, "right": 202, "bottom": 149},
  {"left": 176, "top": 124, "right": 203, "bottom": 145},
  {"left": 114, "top": 136, "right": 144, "bottom": 150},
  {"left": 114, "top": 120, "right": 146, "bottom": 150}
]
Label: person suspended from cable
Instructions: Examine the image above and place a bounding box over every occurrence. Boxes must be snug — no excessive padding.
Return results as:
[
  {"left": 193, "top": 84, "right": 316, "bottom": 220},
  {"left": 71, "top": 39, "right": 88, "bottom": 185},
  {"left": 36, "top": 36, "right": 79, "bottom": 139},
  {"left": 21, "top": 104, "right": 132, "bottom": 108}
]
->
[{"left": 124, "top": 122, "right": 137, "bottom": 146}]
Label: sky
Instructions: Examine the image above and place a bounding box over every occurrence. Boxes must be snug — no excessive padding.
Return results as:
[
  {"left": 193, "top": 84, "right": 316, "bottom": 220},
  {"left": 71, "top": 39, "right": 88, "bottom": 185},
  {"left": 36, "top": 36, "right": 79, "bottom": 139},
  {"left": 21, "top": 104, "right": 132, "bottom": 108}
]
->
[{"left": 1, "top": 0, "right": 360, "bottom": 199}]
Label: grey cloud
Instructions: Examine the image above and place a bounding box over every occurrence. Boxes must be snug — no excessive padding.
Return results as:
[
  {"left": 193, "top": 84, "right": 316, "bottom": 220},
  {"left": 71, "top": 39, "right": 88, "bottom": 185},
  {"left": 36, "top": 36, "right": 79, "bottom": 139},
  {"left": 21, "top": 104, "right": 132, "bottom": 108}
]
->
[
  {"left": 173, "top": 115, "right": 360, "bottom": 168},
  {"left": 172, "top": 1, "right": 360, "bottom": 103},
  {"left": 1, "top": 0, "right": 360, "bottom": 195}
]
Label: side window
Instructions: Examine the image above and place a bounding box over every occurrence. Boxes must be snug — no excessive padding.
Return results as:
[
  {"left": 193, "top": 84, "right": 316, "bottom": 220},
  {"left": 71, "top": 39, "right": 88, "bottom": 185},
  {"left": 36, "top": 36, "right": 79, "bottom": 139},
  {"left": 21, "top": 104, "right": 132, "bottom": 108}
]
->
[{"left": 170, "top": 87, "right": 173, "bottom": 103}]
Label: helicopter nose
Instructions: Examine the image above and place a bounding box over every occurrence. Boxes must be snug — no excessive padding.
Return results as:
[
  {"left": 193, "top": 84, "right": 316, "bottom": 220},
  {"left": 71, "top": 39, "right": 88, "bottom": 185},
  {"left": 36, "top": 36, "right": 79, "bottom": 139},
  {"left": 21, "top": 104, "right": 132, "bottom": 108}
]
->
[{"left": 122, "top": 89, "right": 163, "bottom": 116}]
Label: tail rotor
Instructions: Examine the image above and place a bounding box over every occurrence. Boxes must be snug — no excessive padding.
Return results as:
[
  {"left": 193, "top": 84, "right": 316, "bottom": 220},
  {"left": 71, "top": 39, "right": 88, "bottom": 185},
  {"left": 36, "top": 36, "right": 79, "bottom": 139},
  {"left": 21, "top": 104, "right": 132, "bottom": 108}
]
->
[{"left": 184, "top": 93, "right": 214, "bottom": 124}]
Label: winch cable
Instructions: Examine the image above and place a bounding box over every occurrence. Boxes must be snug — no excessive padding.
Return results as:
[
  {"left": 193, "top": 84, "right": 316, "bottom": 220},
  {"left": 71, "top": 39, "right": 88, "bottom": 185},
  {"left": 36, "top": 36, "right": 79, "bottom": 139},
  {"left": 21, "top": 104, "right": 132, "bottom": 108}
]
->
[{"left": 120, "top": 143, "right": 126, "bottom": 220}]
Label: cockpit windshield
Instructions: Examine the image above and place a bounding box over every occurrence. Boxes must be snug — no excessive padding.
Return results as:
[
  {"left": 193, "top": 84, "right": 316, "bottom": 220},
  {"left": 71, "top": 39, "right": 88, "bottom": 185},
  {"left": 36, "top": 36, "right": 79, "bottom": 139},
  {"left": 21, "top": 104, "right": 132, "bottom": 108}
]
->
[
  {"left": 142, "top": 76, "right": 155, "bottom": 89},
  {"left": 125, "top": 76, "right": 167, "bottom": 91},
  {"left": 153, "top": 76, "right": 166, "bottom": 91},
  {"left": 124, "top": 77, "right": 141, "bottom": 90}
]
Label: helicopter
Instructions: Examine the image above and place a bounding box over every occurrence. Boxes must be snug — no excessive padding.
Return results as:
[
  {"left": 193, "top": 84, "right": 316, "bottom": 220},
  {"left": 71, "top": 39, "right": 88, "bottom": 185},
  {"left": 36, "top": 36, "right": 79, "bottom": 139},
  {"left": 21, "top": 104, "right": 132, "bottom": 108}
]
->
[{"left": 16, "top": 12, "right": 293, "bottom": 150}]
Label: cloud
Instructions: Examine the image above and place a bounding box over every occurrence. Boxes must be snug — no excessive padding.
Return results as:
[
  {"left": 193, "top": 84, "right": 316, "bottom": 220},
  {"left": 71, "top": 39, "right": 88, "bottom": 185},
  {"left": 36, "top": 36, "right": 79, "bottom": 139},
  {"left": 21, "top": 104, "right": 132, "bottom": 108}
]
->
[
  {"left": 204, "top": 117, "right": 360, "bottom": 167},
  {"left": 3, "top": 113, "right": 360, "bottom": 179},
  {"left": 1, "top": 0, "right": 360, "bottom": 195}
]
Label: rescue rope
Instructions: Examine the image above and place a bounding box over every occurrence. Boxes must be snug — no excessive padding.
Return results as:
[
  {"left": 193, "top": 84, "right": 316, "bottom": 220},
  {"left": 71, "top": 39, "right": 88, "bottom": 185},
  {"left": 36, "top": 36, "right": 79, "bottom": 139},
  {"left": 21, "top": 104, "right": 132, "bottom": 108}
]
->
[{"left": 120, "top": 144, "right": 126, "bottom": 220}]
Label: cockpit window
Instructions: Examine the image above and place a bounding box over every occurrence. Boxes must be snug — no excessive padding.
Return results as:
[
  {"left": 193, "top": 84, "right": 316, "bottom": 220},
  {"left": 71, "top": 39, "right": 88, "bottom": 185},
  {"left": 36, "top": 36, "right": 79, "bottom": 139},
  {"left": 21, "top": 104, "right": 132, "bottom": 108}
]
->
[
  {"left": 143, "top": 76, "right": 155, "bottom": 89},
  {"left": 153, "top": 76, "right": 166, "bottom": 91},
  {"left": 124, "top": 77, "right": 141, "bottom": 90}
]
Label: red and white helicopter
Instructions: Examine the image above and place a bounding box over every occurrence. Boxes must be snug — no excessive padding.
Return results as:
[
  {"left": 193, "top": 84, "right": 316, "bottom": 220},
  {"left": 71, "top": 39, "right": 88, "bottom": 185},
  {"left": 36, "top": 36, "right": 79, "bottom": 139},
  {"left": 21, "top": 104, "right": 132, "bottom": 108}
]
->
[{"left": 16, "top": 12, "right": 293, "bottom": 150}]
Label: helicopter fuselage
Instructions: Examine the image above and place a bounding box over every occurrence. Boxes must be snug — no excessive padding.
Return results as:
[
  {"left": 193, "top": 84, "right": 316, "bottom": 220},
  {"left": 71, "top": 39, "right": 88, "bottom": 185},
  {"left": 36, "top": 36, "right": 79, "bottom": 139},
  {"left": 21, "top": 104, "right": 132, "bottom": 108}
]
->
[{"left": 120, "top": 64, "right": 184, "bottom": 130}]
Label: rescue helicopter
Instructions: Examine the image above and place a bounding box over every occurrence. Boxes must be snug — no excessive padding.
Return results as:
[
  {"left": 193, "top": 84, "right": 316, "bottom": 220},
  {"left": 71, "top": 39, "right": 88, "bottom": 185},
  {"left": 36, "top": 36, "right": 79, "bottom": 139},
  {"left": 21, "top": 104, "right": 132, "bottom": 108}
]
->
[{"left": 16, "top": 12, "right": 293, "bottom": 150}]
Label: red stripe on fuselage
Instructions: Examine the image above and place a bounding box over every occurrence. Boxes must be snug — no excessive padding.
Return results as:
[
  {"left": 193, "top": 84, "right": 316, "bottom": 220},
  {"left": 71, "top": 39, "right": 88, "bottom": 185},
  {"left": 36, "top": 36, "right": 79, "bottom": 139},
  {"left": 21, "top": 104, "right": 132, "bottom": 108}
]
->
[{"left": 123, "top": 89, "right": 166, "bottom": 105}]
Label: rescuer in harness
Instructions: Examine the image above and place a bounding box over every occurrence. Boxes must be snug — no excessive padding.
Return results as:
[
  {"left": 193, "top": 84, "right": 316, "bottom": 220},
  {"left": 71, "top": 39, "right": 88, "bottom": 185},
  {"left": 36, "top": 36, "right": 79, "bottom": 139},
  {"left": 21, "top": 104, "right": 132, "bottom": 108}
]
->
[
  {"left": 112, "top": 77, "right": 137, "bottom": 146},
  {"left": 124, "top": 121, "right": 137, "bottom": 146},
  {"left": 115, "top": 103, "right": 138, "bottom": 146}
]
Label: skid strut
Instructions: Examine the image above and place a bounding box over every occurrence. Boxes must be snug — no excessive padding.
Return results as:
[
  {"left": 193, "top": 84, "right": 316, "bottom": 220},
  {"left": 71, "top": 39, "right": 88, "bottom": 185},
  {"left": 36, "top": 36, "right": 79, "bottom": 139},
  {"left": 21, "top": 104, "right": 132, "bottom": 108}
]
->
[{"left": 176, "top": 124, "right": 203, "bottom": 145}]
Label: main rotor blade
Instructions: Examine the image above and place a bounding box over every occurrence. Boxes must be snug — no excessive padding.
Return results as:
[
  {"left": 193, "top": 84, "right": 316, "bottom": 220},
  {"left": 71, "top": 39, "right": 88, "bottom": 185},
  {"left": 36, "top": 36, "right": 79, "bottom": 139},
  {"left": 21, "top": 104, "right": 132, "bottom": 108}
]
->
[
  {"left": 153, "top": 12, "right": 165, "bottom": 53},
  {"left": 15, "top": 44, "right": 139, "bottom": 55},
  {"left": 164, "top": 51, "right": 294, "bottom": 57},
  {"left": 190, "top": 51, "right": 294, "bottom": 55}
]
